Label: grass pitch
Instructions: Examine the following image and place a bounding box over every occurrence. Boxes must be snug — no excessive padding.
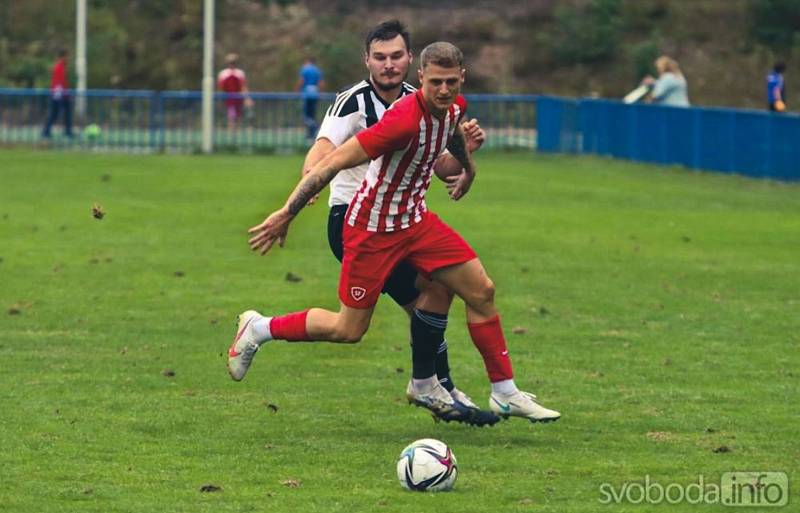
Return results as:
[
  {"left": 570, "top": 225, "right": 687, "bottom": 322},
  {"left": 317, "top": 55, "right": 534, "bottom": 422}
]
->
[{"left": 0, "top": 149, "right": 798, "bottom": 512}]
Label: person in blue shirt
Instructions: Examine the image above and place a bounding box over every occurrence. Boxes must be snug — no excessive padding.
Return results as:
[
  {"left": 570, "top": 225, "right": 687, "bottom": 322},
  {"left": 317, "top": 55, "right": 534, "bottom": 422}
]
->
[
  {"left": 767, "top": 63, "right": 787, "bottom": 112},
  {"left": 296, "top": 56, "right": 325, "bottom": 141}
]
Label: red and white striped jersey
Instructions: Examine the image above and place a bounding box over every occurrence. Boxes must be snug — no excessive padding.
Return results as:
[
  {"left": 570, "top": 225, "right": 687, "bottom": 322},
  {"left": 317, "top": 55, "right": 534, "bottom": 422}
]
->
[{"left": 350, "top": 90, "right": 466, "bottom": 232}]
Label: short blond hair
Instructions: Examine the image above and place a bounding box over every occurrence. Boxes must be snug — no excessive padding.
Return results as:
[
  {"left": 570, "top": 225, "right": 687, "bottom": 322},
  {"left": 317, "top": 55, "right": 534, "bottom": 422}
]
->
[
  {"left": 225, "top": 53, "right": 239, "bottom": 66},
  {"left": 420, "top": 42, "right": 463, "bottom": 69}
]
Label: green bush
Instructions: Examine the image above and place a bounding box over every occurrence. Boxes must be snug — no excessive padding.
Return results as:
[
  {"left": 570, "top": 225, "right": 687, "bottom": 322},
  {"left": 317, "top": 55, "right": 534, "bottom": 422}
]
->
[
  {"left": 6, "top": 56, "right": 49, "bottom": 88},
  {"left": 621, "top": 0, "right": 668, "bottom": 32},
  {"left": 748, "top": 0, "right": 800, "bottom": 50},
  {"left": 551, "top": 0, "right": 623, "bottom": 65},
  {"left": 630, "top": 38, "right": 660, "bottom": 80}
]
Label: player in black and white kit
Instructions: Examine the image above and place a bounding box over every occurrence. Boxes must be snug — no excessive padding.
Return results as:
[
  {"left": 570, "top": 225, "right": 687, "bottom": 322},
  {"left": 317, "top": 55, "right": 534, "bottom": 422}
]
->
[{"left": 300, "top": 21, "right": 494, "bottom": 424}]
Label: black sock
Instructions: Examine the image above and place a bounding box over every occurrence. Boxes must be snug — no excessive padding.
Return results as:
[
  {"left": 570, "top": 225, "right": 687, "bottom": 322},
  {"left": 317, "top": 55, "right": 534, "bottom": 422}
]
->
[
  {"left": 411, "top": 309, "right": 450, "bottom": 383},
  {"left": 435, "top": 339, "right": 455, "bottom": 392}
]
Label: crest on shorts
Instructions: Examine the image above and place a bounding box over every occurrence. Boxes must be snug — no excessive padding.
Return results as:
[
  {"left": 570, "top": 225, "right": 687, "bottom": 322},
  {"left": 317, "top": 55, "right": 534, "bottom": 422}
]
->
[{"left": 350, "top": 286, "right": 366, "bottom": 301}]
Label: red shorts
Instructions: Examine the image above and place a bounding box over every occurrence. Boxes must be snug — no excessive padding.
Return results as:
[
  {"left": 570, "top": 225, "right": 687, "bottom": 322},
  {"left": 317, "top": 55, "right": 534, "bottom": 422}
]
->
[{"left": 338, "top": 212, "right": 477, "bottom": 308}]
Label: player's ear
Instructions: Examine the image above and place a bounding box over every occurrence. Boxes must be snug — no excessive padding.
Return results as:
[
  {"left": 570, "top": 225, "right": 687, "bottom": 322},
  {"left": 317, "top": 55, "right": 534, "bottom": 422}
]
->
[
  {"left": 364, "top": 52, "right": 369, "bottom": 69},
  {"left": 460, "top": 68, "right": 466, "bottom": 84},
  {"left": 407, "top": 51, "right": 413, "bottom": 65},
  {"left": 417, "top": 67, "right": 423, "bottom": 85}
]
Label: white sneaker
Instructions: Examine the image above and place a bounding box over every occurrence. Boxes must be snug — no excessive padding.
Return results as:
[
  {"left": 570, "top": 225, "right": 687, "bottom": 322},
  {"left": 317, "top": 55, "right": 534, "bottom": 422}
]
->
[
  {"left": 490, "top": 390, "right": 561, "bottom": 423},
  {"left": 227, "top": 310, "right": 263, "bottom": 381},
  {"left": 407, "top": 381, "right": 499, "bottom": 426},
  {"left": 450, "top": 388, "right": 479, "bottom": 410}
]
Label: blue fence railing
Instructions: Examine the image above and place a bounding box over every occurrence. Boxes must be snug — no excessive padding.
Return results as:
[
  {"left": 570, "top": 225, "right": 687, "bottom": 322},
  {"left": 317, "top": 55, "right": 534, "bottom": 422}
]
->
[
  {"left": 0, "top": 88, "right": 537, "bottom": 152},
  {"left": 537, "top": 96, "right": 800, "bottom": 181}
]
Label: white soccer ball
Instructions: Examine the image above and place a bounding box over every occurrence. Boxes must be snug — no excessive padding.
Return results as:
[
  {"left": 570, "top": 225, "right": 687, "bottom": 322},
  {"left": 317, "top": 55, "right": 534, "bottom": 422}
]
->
[{"left": 396, "top": 438, "right": 458, "bottom": 492}]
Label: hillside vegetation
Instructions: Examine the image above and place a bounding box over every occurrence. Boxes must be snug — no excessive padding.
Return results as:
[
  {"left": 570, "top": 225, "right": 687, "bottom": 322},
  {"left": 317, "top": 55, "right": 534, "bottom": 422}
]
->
[{"left": 1, "top": 0, "right": 799, "bottom": 108}]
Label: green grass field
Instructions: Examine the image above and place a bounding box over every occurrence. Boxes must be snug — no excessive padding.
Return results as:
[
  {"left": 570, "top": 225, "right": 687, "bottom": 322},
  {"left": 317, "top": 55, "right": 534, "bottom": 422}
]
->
[{"left": 1, "top": 149, "right": 798, "bottom": 512}]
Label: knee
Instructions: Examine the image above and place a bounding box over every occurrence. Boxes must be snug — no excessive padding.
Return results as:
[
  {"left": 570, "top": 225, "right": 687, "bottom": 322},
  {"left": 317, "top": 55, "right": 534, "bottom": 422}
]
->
[
  {"left": 470, "top": 277, "right": 496, "bottom": 307},
  {"left": 332, "top": 323, "right": 367, "bottom": 344},
  {"left": 340, "top": 330, "right": 364, "bottom": 344}
]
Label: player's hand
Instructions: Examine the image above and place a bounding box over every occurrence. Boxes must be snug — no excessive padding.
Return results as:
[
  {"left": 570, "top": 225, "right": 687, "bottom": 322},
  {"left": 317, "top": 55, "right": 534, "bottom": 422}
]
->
[
  {"left": 445, "top": 170, "right": 475, "bottom": 201},
  {"left": 462, "top": 118, "right": 485, "bottom": 153},
  {"left": 247, "top": 208, "right": 294, "bottom": 255},
  {"left": 244, "top": 97, "right": 255, "bottom": 109}
]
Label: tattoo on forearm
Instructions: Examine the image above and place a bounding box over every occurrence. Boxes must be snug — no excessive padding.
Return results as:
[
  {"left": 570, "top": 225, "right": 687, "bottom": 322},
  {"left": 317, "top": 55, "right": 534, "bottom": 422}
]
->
[
  {"left": 286, "top": 165, "right": 338, "bottom": 215},
  {"left": 446, "top": 129, "right": 472, "bottom": 172}
]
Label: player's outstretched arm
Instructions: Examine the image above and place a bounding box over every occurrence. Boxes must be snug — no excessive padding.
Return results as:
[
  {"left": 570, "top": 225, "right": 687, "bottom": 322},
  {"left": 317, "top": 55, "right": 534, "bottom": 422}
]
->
[
  {"left": 443, "top": 123, "right": 478, "bottom": 201},
  {"left": 248, "top": 137, "right": 369, "bottom": 255},
  {"left": 299, "top": 138, "right": 337, "bottom": 205},
  {"left": 288, "top": 137, "right": 368, "bottom": 216}
]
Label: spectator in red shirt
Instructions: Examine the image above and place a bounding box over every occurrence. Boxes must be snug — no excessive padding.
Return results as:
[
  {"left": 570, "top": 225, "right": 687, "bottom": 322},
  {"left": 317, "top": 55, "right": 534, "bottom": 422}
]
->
[
  {"left": 42, "top": 49, "right": 73, "bottom": 138},
  {"left": 217, "top": 53, "right": 254, "bottom": 136}
]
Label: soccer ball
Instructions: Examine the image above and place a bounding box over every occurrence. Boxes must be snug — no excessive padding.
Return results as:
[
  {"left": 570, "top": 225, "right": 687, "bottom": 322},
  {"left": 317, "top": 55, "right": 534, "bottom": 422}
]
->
[{"left": 396, "top": 438, "right": 458, "bottom": 492}]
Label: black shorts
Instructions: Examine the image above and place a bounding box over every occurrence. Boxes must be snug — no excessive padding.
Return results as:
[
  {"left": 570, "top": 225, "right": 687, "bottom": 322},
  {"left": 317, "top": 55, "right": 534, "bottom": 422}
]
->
[{"left": 327, "top": 204, "right": 420, "bottom": 307}]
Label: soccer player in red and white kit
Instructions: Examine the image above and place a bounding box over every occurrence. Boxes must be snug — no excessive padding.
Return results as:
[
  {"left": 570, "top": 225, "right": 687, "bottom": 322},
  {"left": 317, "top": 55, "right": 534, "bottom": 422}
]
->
[
  {"left": 217, "top": 53, "right": 254, "bottom": 135},
  {"left": 231, "top": 42, "right": 560, "bottom": 423},
  {"left": 301, "top": 21, "right": 496, "bottom": 425}
]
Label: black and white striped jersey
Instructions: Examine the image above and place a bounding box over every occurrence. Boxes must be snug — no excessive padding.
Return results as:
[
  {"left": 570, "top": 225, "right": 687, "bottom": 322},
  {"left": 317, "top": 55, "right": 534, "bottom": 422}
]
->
[{"left": 317, "top": 80, "right": 416, "bottom": 207}]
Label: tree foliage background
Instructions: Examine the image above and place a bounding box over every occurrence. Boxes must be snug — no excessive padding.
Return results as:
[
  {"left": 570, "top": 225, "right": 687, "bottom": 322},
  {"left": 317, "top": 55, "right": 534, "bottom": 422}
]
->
[{"left": 1, "top": 0, "right": 798, "bottom": 108}]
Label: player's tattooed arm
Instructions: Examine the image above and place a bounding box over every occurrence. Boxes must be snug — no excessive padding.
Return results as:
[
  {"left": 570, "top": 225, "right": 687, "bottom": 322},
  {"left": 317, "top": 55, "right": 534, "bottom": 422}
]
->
[
  {"left": 298, "top": 138, "right": 337, "bottom": 206},
  {"left": 286, "top": 165, "right": 339, "bottom": 216},
  {"left": 248, "top": 137, "right": 370, "bottom": 255},
  {"left": 446, "top": 124, "right": 476, "bottom": 176},
  {"left": 285, "top": 136, "right": 370, "bottom": 217}
]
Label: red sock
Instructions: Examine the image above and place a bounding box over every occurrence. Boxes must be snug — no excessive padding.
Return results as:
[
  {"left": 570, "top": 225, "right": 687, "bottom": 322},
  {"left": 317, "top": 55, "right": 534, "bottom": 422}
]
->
[
  {"left": 467, "top": 315, "right": 514, "bottom": 382},
  {"left": 269, "top": 310, "right": 310, "bottom": 341}
]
